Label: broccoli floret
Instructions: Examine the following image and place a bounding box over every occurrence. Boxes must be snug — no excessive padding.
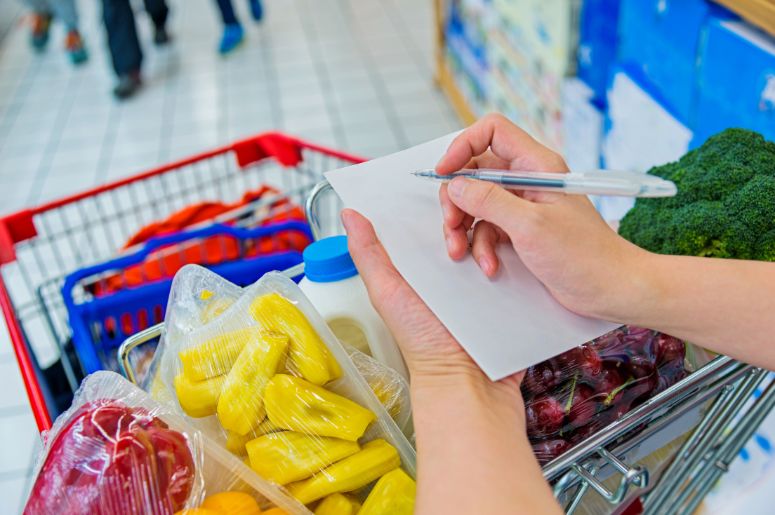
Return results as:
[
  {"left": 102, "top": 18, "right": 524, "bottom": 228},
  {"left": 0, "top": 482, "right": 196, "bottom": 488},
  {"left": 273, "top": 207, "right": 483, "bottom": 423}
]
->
[{"left": 619, "top": 128, "right": 775, "bottom": 261}]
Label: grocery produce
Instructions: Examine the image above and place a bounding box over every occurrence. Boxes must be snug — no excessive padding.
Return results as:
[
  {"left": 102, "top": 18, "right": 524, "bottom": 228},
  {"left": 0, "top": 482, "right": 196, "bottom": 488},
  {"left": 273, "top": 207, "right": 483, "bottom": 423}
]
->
[
  {"left": 25, "top": 400, "right": 196, "bottom": 515},
  {"left": 251, "top": 292, "right": 342, "bottom": 385},
  {"left": 358, "top": 468, "right": 416, "bottom": 515},
  {"left": 523, "top": 326, "right": 688, "bottom": 464},
  {"left": 619, "top": 128, "right": 775, "bottom": 260},
  {"left": 217, "top": 332, "right": 289, "bottom": 435},
  {"left": 174, "top": 372, "right": 226, "bottom": 418},
  {"left": 314, "top": 493, "right": 361, "bottom": 515},
  {"left": 180, "top": 327, "right": 263, "bottom": 381},
  {"left": 246, "top": 431, "right": 360, "bottom": 484},
  {"left": 201, "top": 491, "right": 262, "bottom": 515},
  {"left": 287, "top": 439, "right": 401, "bottom": 505},
  {"left": 165, "top": 276, "right": 415, "bottom": 510},
  {"left": 263, "top": 374, "right": 376, "bottom": 441},
  {"left": 225, "top": 418, "right": 283, "bottom": 455}
]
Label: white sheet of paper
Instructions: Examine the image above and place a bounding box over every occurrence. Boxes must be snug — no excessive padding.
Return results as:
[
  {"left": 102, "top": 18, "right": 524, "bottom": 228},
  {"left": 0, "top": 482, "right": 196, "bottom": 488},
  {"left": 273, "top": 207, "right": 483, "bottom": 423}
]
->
[{"left": 325, "top": 133, "right": 618, "bottom": 380}]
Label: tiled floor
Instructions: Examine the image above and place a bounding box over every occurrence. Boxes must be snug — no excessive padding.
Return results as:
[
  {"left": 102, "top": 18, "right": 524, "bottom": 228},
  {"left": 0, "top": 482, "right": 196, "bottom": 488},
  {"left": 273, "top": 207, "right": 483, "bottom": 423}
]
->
[{"left": 0, "top": 0, "right": 460, "bottom": 510}]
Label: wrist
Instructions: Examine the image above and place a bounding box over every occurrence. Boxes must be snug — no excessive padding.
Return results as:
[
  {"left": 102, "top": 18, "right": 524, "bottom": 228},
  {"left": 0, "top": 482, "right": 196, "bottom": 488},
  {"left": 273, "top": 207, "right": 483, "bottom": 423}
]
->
[
  {"left": 410, "top": 363, "right": 526, "bottom": 425},
  {"left": 596, "top": 243, "right": 666, "bottom": 326}
]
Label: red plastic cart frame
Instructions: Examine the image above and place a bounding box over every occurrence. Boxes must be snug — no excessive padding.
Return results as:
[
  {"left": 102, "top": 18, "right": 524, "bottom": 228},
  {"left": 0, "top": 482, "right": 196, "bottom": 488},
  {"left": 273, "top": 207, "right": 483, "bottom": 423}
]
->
[{"left": 0, "top": 132, "right": 363, "bottom": 431}]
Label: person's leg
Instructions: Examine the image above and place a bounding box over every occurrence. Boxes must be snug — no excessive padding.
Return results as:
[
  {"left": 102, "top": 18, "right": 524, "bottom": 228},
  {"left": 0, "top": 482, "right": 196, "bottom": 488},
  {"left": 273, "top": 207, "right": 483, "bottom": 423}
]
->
[
  {"left": 142, "top": 0, "right": 170, "bottom": 45},
  {"left": 247, "top": 0, "right": 262, "bottom": 22},
  {"left": 23, "top": 0, "right": 53, "bottom": 51},
  {"left": 102, "top": 0, "right": 143, "bottom": 98},
  {"left": 214, "top": 0, "right": 243, "bottom": 54},
  {"left": 51, "top": 0, "right": 88, "bottom": 64},
  {"left": 215, "top": 0, "right": 239, "bottom": 25}
]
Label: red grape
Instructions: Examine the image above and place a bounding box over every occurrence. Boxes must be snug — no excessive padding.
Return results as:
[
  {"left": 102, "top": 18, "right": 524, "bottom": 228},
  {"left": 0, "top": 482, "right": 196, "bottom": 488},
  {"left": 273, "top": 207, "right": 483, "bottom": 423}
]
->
[
  {"left": 655, "top": 359, "right": 688, "bottom": 393},
  {"left": 532, "top": 438, "right": 570, "bottom": 465},
  {"left": 525, "top": 396, "right": 565, "bottom": 437},
  {"left": 592, "top": 367, "right": 624, "bottom": 396},
  {"left": 655, "top": 334, "right": 685, "bottom": 365},
  {"left": 627, "top": 354, "right": 657, "bottom": 380},
  {"left": 522, "top": 361, "right": 562, "bottom": 397},
  {"left": 567, "top": 385, "right": 598, "bottom": 428}
]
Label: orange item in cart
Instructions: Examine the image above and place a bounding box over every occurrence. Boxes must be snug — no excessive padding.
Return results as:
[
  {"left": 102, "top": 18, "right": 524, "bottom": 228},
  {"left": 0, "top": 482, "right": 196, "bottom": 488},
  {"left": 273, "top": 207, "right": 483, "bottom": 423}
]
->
[
  {"left": 92, "top": 186, "right": 311, "bottom": 296},
  {"left": 201, "top": 491, "right": 263, "bottom": 515}
]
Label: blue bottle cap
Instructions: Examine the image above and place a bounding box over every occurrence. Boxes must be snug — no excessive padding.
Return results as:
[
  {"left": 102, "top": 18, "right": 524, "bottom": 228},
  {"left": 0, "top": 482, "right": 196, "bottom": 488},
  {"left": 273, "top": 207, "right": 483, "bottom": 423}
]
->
[{"left": 303, "top": 235, "right": 358, "bottom": 283}]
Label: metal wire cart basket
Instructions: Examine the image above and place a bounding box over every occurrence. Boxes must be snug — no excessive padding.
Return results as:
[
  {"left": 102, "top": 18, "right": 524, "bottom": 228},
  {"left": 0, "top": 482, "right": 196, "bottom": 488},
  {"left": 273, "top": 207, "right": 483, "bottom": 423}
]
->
[{"left": 2, "top": 133, "right": 772, "bottom": 514}]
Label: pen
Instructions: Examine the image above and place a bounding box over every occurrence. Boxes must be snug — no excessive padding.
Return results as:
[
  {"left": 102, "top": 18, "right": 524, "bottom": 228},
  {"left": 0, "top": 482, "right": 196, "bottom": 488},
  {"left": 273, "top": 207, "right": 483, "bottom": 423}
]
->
[{"left": 411, "top": 169, "right": 677, "bottom": 198}]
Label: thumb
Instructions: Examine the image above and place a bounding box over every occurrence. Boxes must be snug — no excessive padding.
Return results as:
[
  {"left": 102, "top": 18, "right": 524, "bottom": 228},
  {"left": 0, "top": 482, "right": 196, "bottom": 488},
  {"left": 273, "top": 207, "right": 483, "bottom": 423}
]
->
[{"left": 446, "top": 177, "right": 533, "bottom": 236}]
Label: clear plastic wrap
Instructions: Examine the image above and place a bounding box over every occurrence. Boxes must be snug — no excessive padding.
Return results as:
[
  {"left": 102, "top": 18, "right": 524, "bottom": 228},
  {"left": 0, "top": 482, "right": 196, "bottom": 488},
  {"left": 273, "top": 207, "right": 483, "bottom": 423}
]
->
[
  {"left": 524, "top": 325, "right": 709, "bottom": 464},
  {"left": 157, "top": 265, "right": 416, "bottom": 509},
  {"left": 24, "top": 371, "right": 308, "bottom": 515}
]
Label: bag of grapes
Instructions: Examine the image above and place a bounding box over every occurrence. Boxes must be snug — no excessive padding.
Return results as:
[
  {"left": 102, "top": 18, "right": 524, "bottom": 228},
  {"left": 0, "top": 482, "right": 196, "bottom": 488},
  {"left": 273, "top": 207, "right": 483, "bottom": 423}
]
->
[
  {"left": 523, "top": 325, "right": 710, "bottom": 464},
  {"left": 154, "top": 265, "right": 417, "bottom": 512}
]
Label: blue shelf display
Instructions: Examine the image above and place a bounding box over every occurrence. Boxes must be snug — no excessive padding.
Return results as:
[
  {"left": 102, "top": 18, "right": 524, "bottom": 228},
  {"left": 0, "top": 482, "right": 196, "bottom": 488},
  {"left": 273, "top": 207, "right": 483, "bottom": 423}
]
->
[{"left": 692, "top": 18, "right": 775, "bottom": 147}]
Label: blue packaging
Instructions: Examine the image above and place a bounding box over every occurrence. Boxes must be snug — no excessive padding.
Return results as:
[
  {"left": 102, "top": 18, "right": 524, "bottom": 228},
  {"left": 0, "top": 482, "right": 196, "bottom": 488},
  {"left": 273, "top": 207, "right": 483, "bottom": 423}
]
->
[
  {"left": 617, "top": 0, "right": 732, "bottom": 123},
  {"left": 577, "top": 0, "right": 621, "bottom": 104},
  {"left": 692, "top": 18, "right": 775, "bottom": 146}
]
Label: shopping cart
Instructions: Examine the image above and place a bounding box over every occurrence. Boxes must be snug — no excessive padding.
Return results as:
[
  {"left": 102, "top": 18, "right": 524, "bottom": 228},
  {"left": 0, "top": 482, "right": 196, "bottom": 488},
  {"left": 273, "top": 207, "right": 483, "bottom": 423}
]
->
[
  {"left": 117, "top": 181, "right": 775, "bottom": 514},
  {"left": 0, "top": 132, "right": 363, "bottom": 431}
]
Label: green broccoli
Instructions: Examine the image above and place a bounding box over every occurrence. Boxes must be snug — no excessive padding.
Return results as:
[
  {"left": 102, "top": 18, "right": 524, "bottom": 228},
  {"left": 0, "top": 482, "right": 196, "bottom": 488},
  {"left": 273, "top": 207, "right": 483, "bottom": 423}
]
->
[{"left": 618, "top": 128, "right": 775, "bottom": 261}]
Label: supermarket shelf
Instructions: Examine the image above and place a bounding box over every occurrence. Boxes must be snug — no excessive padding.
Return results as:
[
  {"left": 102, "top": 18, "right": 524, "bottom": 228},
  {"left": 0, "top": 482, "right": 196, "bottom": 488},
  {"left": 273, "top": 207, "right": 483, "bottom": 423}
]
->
[
  {"left": 435, "top": 58, "right": 478, "bottom": 126},
  {"left": 433, "top": 0, "right": 478, "bottom": 126}
]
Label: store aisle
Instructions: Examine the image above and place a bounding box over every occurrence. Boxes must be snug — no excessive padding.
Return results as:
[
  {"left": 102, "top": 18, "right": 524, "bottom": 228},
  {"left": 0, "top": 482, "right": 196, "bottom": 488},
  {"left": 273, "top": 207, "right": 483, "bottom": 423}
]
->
[{"left": 0, "top": 0, "right": 460, "bottom": 510}]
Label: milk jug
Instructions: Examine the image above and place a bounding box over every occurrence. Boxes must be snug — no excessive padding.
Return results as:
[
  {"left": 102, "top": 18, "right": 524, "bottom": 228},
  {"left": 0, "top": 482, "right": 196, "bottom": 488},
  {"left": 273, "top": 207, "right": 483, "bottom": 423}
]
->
[{"left": 299, "top": 236, "right": 409, "bottom": 379}]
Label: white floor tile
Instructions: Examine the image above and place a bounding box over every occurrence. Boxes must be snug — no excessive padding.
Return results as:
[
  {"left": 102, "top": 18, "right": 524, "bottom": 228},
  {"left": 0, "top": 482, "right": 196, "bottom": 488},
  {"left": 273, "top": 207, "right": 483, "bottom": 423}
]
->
[
  {"left": 0, "top": 410, "right": 38, "bottom": 474},
  {"left": 0, "top": 474, "right": 30, "bottom": 513}
]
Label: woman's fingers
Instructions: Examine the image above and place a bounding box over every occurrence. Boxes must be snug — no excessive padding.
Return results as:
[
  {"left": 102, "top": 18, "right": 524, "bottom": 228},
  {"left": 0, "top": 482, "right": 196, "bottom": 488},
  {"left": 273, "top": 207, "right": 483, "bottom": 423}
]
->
[
  {"left": 435, "top": 114, "right": 553, "bottom": 174},
  {"left": 440, "top": 184, "right": 474, "bottom": 260},
  {"left": 342, "top": 209, "right": 406, "bottom": 300},
  {"left": 447, "top": 177, "right": 534, "bottom": 242},
  {"left": 471, "top": 221, "right": 501, "bottom": 277}
]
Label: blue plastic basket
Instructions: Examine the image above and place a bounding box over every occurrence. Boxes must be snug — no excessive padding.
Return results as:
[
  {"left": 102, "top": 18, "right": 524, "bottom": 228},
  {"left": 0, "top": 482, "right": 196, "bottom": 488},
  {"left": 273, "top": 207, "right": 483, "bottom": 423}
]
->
[{"left": 62, "top": 221, "right": 312, "bottom": 374}]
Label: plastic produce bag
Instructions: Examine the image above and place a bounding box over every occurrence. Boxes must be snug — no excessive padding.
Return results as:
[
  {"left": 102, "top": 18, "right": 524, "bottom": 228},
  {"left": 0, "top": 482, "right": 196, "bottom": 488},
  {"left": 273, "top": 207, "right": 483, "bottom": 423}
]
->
[
  {"left": 157, "top": 265, "right": 416, "bottom": 509},
  {"left": 524, "top": 325, "right": 707, "bottom": 464},
  {"left": 24, "top": 371, "right": 307, "bottom": 515}
]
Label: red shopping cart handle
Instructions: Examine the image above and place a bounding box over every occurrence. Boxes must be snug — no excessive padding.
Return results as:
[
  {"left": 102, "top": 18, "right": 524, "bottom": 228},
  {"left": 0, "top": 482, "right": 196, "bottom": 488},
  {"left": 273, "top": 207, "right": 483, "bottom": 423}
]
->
[{"left": 0, "top": 132, "right": 364, "bottom": 264}]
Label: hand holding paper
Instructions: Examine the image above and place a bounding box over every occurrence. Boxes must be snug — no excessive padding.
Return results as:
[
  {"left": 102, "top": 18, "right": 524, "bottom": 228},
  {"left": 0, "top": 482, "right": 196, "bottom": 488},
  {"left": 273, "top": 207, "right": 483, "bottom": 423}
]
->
[{"left": 326, "top": 115, "right": 622, "bottom": 380}]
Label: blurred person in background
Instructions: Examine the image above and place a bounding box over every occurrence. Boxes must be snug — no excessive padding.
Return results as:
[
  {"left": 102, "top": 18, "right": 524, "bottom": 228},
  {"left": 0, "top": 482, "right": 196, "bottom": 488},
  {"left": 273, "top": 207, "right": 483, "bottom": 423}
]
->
[
  {"left": 23, "top": 0, "right": 88, "bottom": 64},
  {"left": 102, "top": 0, "right": 170, "bottom": 100},
  {"left": 212, "top": 0, "right": 263, "bottom": 54}
]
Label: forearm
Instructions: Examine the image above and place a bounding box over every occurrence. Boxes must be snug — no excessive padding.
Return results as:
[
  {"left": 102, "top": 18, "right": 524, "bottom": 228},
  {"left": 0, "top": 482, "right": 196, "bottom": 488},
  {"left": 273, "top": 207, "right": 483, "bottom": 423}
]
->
[
  {"left": 609, "top": 252, "right": 775, "bottom": 369},
  {"left": 411, "top": 373, "right": 561, "bottom": 515}
]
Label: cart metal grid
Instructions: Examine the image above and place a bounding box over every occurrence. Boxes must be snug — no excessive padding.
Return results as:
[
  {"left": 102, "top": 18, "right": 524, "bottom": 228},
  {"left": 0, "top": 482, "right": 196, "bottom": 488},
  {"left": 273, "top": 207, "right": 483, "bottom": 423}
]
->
[{"left": 0, "top": 132, "right": 363, "bottom": 431}]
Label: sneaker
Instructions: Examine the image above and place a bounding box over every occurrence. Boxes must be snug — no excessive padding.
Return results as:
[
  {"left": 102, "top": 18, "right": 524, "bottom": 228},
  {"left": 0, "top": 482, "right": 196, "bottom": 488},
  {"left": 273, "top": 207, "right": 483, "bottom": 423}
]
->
[
  {"left": 218, "top": 23, "right": 244, "bottom": 55},
  {"left": 153, "top": 25, "right": 171, "bottom": 46},
  {"left": 249, "top": 0, "right": 263, "bottom": 22},
  {"left": 30, "top": 13, "right": 52, "bottom": 52},
  {"left": 113, "top": 71, "right": 142, "bottom": 100},
  {"left": 64, "top": 31, "right": 88, "bottom": 65}
]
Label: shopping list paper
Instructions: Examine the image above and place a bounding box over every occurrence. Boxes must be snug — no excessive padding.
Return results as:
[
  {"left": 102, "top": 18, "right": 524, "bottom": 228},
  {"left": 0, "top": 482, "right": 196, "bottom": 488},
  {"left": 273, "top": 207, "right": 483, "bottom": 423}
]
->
[{"left": 325, "top": 133, "right": 618, "bottom": 380}]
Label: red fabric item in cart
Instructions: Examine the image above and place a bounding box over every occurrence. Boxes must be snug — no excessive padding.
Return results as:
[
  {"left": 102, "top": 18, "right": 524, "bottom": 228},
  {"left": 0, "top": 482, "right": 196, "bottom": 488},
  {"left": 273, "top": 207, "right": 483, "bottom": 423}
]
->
[
  {"left": 24, "top": 400, "right": 196, "bottom": 515},
  {"left": 93, "top": 186, "right": 310, "bottom": 295}
]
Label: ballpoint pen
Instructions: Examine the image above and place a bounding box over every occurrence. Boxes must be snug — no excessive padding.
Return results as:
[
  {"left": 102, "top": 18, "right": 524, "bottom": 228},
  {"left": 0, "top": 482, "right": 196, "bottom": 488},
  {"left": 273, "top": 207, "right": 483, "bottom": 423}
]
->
[{"left": 411, "top": 169, "right": 677, "bottom": 198}]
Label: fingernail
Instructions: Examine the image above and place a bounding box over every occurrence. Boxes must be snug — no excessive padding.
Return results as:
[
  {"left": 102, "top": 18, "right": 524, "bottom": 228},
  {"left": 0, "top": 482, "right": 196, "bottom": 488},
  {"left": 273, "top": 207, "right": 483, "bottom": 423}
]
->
[
  {"left": 479, "top": 256, "right": 492, "bottom": 275},
  {"left": 448, "top": 177, "right": 467, "bottom": 199}
]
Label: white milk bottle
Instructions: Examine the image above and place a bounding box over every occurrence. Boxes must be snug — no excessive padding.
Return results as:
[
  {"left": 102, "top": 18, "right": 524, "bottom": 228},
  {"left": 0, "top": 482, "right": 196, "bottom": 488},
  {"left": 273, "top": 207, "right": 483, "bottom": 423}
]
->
[{"left": 298, "top": 236, "right": 409, "bottom": 379}]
